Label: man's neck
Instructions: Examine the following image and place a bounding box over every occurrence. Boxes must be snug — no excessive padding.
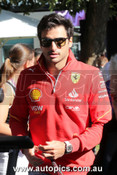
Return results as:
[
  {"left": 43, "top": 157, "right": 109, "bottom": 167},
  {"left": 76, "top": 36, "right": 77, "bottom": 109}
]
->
[{"left": 46, "top": 57, "right": 68, "bottom": 78}]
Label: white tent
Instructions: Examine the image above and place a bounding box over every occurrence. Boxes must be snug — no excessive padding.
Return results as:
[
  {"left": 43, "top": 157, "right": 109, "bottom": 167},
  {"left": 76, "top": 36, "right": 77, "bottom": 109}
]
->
[
  {"left": 0, "top": 9, "right": 39, "bottom": 64},
  {"left": 0, "top": 9, "right": 39, "bottom": 39}
]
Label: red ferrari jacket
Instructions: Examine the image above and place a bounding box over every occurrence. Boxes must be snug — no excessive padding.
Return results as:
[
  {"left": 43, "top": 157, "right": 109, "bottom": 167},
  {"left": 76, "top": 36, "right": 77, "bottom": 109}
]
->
[{"left": 10, "top": 49, "right": 111, "bottom": 173}]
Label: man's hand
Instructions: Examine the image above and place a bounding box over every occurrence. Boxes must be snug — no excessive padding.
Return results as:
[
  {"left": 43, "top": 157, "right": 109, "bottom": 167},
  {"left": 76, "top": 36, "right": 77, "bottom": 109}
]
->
[
  {"left": 23, "top": 146, "right": 44, "bottom": 167},
  {"left": 39, "top": 140, "right": 65, "bottom": 160}
]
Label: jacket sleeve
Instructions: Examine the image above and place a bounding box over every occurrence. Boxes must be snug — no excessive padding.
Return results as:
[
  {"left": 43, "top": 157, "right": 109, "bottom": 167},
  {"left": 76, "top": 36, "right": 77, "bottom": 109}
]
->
[
  {"left": 69, "top": 70, "right": 112, "bottom": 153},
  {"left": 9, "top": 71, "right": 29, "bottom": 136}
]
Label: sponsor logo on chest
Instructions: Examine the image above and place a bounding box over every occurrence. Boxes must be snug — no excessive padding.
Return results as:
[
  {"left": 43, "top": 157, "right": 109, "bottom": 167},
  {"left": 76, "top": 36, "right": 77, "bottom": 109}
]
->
[
  {"left": 71, "top": 72, "right": 80, "bottom": 84},
  {"left": 64, "top": 88, "right": 82, "bottom": 102},
  {"left": 29, "top": 88, "right": 42, "bottom": 102},
  {"left": 65, "top": 105, "right": 80, "bottom": 111},
  {"left": 31, "top": 105, "right": 43, "bottom": 114}
]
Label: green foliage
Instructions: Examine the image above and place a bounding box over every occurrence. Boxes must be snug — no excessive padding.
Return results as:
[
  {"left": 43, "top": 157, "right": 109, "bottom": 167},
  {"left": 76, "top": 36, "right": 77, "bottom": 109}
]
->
[
  {"left": 0, "top": 0, "right": 42, "bottom": 14},
  {"left": 38, "top": 0, "right": 88, "bottom": 15},
  {"left": 0, "top": 0, "right": 117, "bottom": 17},
  {"left": 109, "top": 1, "right": 117, "bottom": 17}
]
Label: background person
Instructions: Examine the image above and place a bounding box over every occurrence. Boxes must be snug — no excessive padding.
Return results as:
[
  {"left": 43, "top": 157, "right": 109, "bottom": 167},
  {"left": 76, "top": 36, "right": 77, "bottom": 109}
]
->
[
  {"left": 0, "top": 88, "right": 4, "bottom": 103},
  {"left": 10, "top": 14, "right": 112, "bottom": 175},
  {"left": 91, "top": 54, "right": 117, "bottom": 175},
  {"left": 110, "top": 54, "right": 117, "bottom": 119},
  {"left": 104, "top": 53, "right": 117, "bottom": 175},
  {"left": 34, "top": 48, "right": 42, "bottom": 64},
  {"left": 93, "top": 53, "right": 108, "bottom": 70},
  {"left": 0, "top": 43, "right": 35, "bottom": 175}
]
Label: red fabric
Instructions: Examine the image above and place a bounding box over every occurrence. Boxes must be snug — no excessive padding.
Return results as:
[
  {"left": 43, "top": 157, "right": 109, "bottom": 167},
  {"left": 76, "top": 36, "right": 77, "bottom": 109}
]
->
[{"left": 9, "top": 49, "right": 112, "bottom": 174}]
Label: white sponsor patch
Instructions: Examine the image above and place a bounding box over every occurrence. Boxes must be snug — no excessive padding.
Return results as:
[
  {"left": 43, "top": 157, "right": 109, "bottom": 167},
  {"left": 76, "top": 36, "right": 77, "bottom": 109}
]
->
[
  {"left": 68, "top": 89, "right": 79, "bottom": 98},
  {"left": 31, "top": 105, "right": 43, "bottom": 111},
  {"left": 98, "top": 94, "right": 108, "bottom": 99},
  {"left": 65, "top": 106, "right": 80, "bottom": 111}
]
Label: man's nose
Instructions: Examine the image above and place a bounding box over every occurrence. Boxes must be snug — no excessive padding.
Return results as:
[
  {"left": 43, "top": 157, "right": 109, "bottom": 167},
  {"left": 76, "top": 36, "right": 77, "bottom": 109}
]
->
[{"left": 51, "top": 41, "right": 58, "bottom": 50}]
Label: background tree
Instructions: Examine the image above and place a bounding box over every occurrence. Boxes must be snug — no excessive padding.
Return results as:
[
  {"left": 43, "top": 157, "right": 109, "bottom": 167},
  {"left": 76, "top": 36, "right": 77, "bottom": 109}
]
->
[{"left": 0, "top": 0, "right": 117, "bottom": 63}]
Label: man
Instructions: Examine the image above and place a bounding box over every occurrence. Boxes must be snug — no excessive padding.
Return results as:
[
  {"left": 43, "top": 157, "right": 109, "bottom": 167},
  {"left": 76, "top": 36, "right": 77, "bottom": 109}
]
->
[{"left": 10, "top": 13, "right": 112, "bottom": 175}]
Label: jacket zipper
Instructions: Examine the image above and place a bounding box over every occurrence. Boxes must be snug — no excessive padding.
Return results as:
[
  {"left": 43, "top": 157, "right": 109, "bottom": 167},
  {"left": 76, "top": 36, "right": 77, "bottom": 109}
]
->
[
  {"left": 52, "top": 70, "right": 62, "bottom": 93},
  {"left": 39, "top": 57, "right": 71, "bottom": 94},
  {"left": 44, "top": 70, "right": 62, "bottom": 94}
]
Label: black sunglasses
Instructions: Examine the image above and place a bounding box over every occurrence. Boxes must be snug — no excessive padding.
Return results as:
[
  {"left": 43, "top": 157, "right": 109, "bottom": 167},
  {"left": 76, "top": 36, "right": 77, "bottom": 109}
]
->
[{"left": 40, "top": 37, "right": 68, "bottom": 48}]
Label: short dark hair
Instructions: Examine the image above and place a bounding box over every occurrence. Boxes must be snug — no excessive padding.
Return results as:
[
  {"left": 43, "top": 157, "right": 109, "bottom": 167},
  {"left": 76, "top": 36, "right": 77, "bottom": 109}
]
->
[{"left": 37, "top": 13, "right": 74, "bottom": 40}]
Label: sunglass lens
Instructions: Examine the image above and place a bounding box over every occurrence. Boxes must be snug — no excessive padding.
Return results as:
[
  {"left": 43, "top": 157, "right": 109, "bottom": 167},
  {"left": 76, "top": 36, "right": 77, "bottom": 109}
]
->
[
  {"left": 55, "top": 38, "right": 66, "bottom": 48},
  {"left": 41, "top": 39, "right": 51, "bottom": 47},
  {"left": 41, "top": 38, "right": 67, "bottom": 48}
]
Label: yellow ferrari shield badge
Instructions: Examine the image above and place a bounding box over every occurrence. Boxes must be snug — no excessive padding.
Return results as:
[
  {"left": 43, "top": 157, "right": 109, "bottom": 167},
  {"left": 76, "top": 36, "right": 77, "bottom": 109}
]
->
[{"left": 71, "top": 72, "right": 80, "bottom": 84}]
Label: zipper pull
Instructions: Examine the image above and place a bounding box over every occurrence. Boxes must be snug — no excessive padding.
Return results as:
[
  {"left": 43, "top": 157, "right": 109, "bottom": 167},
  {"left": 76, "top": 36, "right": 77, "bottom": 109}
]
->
[{"left": 52, "top": 87, "right": 56, "bottom": 94}]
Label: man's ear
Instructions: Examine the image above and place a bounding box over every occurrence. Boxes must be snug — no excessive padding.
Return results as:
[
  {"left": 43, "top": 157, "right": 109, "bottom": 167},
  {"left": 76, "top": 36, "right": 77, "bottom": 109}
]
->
[{"left": 69, "top": 37, "right": 73, "bottom": 48}]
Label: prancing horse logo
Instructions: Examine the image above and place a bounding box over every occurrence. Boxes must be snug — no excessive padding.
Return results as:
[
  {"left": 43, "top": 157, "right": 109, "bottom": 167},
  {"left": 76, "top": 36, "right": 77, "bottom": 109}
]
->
[{"left": 71, "top": 73, "right": 80, "bottom": 84}]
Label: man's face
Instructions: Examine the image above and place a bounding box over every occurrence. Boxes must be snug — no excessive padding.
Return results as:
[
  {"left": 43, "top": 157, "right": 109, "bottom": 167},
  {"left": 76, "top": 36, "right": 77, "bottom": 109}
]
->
[{"left": 40, "top": 25, "right": 72, "bottom": 66}]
